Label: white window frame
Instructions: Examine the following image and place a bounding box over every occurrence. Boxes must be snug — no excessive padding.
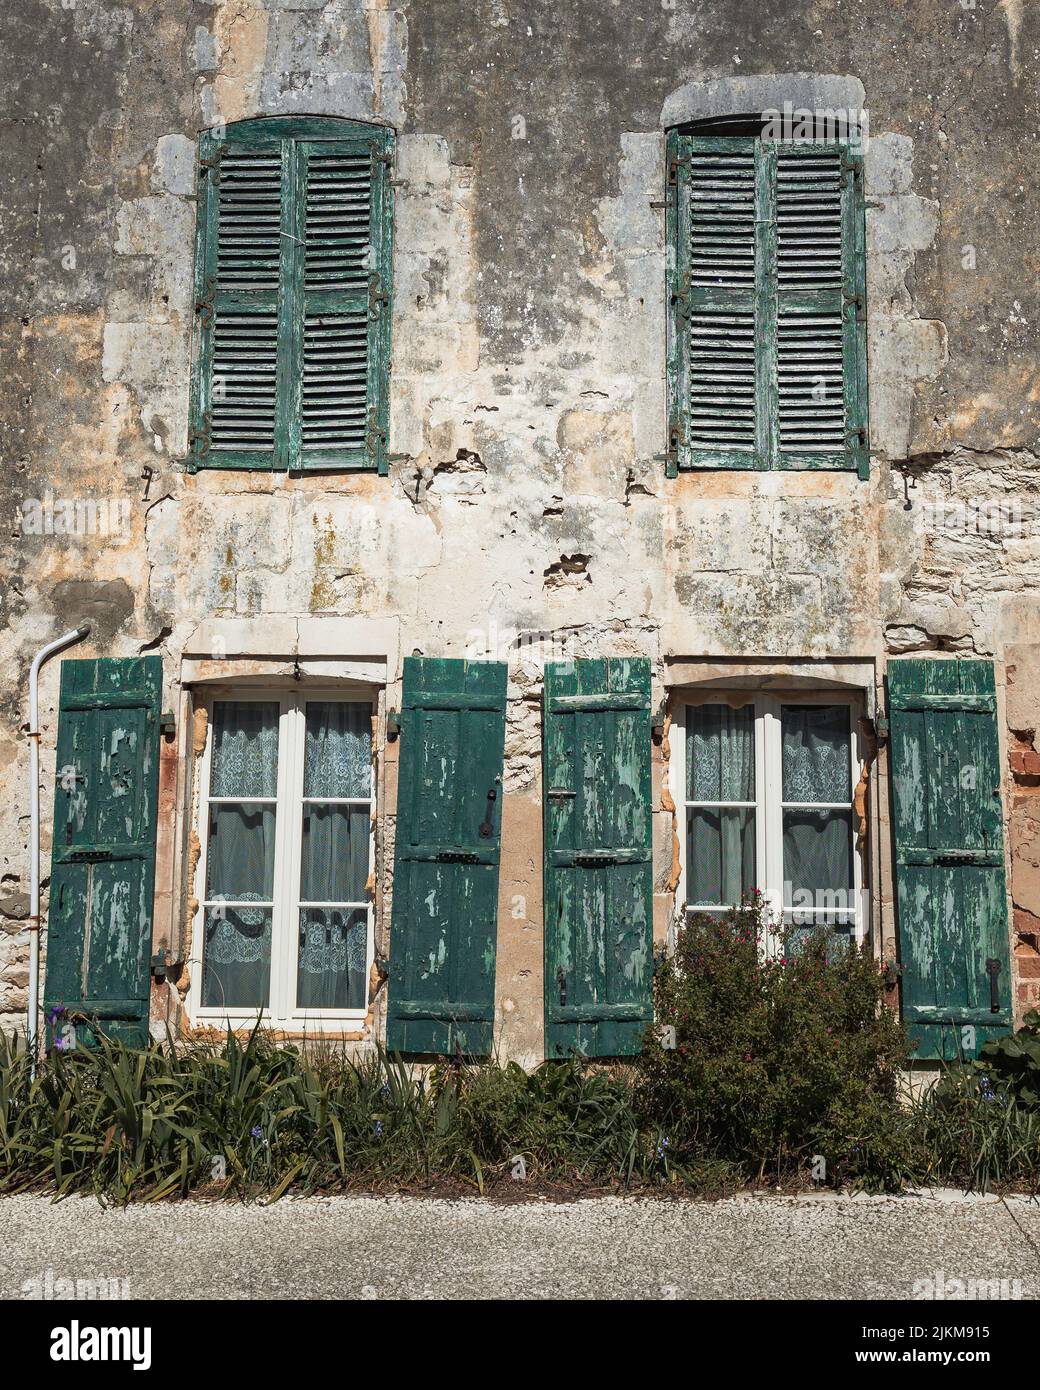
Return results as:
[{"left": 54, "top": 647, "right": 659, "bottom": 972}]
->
[
  {"left": 673, "top": 690, "right": 867, "bottom": 948},
  {"left": 188, "top": 687, "right": 376, "bottom": 1030}
]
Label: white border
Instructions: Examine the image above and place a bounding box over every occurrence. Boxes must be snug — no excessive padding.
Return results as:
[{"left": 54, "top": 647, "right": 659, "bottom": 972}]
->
[
  {"left": 673, "top": 690, "right": 867, "bottom": 948},
  {"left": 188, "top": 686, "right": 377, "bottom": 1031}
]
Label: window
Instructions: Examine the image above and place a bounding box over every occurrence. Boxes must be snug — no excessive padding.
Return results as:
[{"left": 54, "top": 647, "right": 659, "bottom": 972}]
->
[
  {"left": 192, "top": 692, "right": 375, "bottom": 1027},
  {"left": 665, "top": 126, "right": 868, "bottom": 476},
  {"left": 188, "top": 116, "right": 394, "bottom": 474},
  {"left": 676, "top": 694, "right": 866, "bottom": 941}
]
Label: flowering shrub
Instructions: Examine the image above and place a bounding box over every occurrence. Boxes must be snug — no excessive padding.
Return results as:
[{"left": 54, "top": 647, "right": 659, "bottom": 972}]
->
[{"left": 635, "top": 895, "right": 923, "bottom": 1191}]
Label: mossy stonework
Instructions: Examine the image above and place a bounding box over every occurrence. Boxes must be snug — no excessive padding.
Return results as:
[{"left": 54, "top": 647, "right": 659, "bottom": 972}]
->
[{"left": 1, "top": 1, "right": 1038, "bottom": 1067}]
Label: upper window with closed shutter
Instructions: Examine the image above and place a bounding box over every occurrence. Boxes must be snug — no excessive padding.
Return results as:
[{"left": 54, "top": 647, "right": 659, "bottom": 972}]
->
[
  {"left": 188, "top": 116, "right": 394, "bottom": 473},
  {"left": 665, "top": 126, "right": 868, "bottom": 477}
]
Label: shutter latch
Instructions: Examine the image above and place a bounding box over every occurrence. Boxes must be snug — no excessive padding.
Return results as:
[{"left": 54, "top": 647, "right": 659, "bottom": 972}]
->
[
  {"left": 478, "top": 786, "right": 498, "bottom": 839},
  {"left": 985, "top": 958, "right": 1002, "bottom": 1014},
  {"left": 557, "top": 966, "right": 567, "bottom": 1008},
  {"left": 435, "top": 850, "right": 479, "bottom": 864},
  {"left": 188, "top": 411, "right": 213, "bottom": 464}
]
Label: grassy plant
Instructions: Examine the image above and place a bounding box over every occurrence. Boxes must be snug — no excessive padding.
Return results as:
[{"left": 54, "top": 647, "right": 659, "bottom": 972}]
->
[{"left": 0, "top": 1026, "right": 734, "bottom": 1202}]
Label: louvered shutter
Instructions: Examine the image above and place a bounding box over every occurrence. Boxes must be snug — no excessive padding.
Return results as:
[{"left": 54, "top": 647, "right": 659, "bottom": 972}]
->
[
  {"left": 386, "top": 658, "right": 507, "bottom": 1055},
  {"left": 43, "top": 657, "right": 162, "bottom": 1048},
  {"left": 668, "top": 132, "right": 867, "bottom": 476},
  {"left": 672, "top": 135, "right": 762, "bottom": 469},
  {"left": 189, "top": 119, "right": 393, "bottom": 473},
  {"left": 543, "top": 658, "right": 654, "bottom": 1058},
  {"left": 888, "top": 659, "right": 1012, "bottom": 1060}
]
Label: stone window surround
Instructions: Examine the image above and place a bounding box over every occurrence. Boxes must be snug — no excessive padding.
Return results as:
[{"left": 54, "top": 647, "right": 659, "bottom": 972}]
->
[
  {"left": 672, "top": 688, "right": 869, "bottom": 948},
  {"left": 660, "top": 656, "right": 880, "bottom": 957}
]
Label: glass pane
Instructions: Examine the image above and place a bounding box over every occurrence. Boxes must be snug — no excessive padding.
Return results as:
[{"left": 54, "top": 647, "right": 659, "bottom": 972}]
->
[
  {"left": 297, "top": 907, "right": 368, "bottom": 1011},
  {"left": 300, "top": 804, "right": 369, "bottom": 902},
  {"left": 781, "top": 705, "right": 850, "bottom": 803},
  {"left": 205, "top": 803, "right": 276, "bottom": 901},
  {"left": 211, "top": 702, "right": 280, "bottom": 798},
  {"left": 782, "top": 808, "right": 854, "bottom": 922},
  {"left": 686, "top": 807, "right": 755, "bottom": 906},
  {"left": 304, "top": 702, "right": 371, "bottom": 798},
  {"left": 687, "top": 704, "right": 755, "bottom": 801},
  {"left": 202, "top": 906, "right": 272, "bottom": 1009}
]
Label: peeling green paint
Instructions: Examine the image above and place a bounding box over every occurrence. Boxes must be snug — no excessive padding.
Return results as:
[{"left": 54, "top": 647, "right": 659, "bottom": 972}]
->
[
  {"left": 543, "top": 658, "right": 654, "bottom": 1058},
  {"left": 888, "top": 658, "right": 1012, "bottom": 1061},
  {"left": 386, "top": 657, "right": 507, "bottom": 1055},
  {"left": 43, "top": 656, "right": 163, "bottom": 1049}
]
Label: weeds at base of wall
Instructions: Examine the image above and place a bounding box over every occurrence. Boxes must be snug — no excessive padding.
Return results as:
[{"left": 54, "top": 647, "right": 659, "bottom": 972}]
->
[{"left": 1, "top": 929, "right": 1038, "bottom": 1204}]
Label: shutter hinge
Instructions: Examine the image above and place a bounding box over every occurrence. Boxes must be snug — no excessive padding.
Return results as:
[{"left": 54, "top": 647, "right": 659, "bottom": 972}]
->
[
  {"left": 655, "top": 428, "right": 681, "bottom": 476},
  {"left": 671, "top": 270, "right": 691, "bottom": 321},
  {"left": 194, "top": 275, "right": 216, "bottom": 329},
  {"left": 843, "top": 290, "right": 864, "bottom": 319},
  {"left": 846, "top": 427, "right": 866, "bottom": 448},
  {"left": 366, "top": 407, "right": 386, "bottom": 458},
  {"left": 840, "top": 150, "right": 862, "bottom": 177},
  {"left": 667, "top": 155, "right": 689, "bottom": 187},
  {"left": 189, "top": 411, "right": 212, "bottom": 463},
  {"left": 368, "top": 270, "right": 389, "bottom": 320}
]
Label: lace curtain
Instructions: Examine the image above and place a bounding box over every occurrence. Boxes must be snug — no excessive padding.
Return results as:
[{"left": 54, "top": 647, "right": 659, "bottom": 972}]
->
[
  {"left": 202, "top": 702, "right": 279, "bottom": 1009},
  {"left": 688, "top": 703, "right": 755, "bottom": 801},
  {"left": 304, "top": 701, "right": 371, "bottom": 797},
  {"left": 297, "top": 701, "right": 371, "bottom": 1009},
  {"left": 211, "top": 701, "right": 280, "bottom": 797},
  {"left": 687, "top": 704, "right": 756, "bottom": 906},
  {"left": 298, "top": 908, "right": 367, "bottom": 1010},
  {"left": 781, "top": 706, "right": 853, "bottom": 924}
]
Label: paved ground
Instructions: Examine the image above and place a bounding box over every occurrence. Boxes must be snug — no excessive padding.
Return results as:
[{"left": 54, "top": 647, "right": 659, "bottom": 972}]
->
[{"left": 1, "top": 1191, "right": 1038, "bottom": 1300}]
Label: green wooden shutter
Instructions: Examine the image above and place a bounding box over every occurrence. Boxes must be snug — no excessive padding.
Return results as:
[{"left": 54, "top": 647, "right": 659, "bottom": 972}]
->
[
  {"left": 543, "top": 658, "right": 654, "bottom": 1058},
  {"left": 668, "top": 132, "right": 867, "bottom": 477},
  {"left": 43, "top": 656, "right": 163, "bottom": 1048},
  {"left": 888, "top": 659, "right": 1012, "bottom": 1061},
  {"left": 386, "top": 658, "right": 507, "bottom": 1055},
  {"left": 189, "top": 118, "right": 393, "bottom": 474}
]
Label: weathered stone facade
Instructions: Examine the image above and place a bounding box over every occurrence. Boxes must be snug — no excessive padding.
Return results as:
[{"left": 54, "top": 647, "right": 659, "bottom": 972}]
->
[{"left": 2, "top": 0, "right": 1038, "bottom": 1063}]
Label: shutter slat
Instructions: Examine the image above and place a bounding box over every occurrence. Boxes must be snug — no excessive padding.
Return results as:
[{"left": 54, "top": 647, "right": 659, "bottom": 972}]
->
[{"left": 210, "top": 310, "right": 279, "bottom": 452}]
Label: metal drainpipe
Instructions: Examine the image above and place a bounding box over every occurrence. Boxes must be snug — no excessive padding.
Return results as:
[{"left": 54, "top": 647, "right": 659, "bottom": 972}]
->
[{"left": 27, "top": 625, "right": 91, "bottom": 1064}]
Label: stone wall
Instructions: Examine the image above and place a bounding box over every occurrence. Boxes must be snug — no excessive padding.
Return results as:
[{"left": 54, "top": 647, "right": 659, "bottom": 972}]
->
[{"left": 1, "top": 0, "right": 1038, "bottom": 1058}]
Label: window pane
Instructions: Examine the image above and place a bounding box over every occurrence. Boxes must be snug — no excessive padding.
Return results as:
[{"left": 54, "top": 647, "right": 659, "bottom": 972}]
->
[
  {"left": 211, "top": 701, "right": 280, "bottom": 798},
  {"left": 297, "top": 907, "right": 367, "bottom": 1011},
  {"left": 782, "top": 808, "right": 854, "bottom": 922},
  {"left": 304, "top": 701, "right": 371, "bottom": 798},
  {"left": 687, "top": 806, "right": 755, "bottom": 906},
  {"left": 300, "top": 804, "right": 369, "bottom": 902},
  {"left": 781, "top": 704, "right": 850, "bottom": 802},
  {"left": 202, "top": 906, "right": 272, "bottom": 1009},
  {"left": 687, "top": 703, "right": 755, "bottom": 801},
  {"left": 206, "top": 804, "right": 277, "bottom": 901}
]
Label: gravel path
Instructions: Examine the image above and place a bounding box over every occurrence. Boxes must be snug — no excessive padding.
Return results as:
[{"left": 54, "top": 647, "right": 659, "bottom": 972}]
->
[{"left": 2, "top": 1191, "right": 1038, "bottom": 1300}]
